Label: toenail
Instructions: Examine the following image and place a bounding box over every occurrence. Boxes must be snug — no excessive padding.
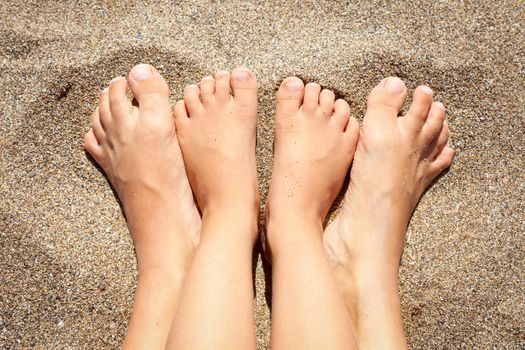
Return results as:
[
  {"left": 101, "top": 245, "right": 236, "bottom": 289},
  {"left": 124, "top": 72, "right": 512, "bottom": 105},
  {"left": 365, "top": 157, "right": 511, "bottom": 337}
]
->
[
  {"left": 435, "top": 102, "right": 445, "bottom": 111},
  {"left": 130, "top": 64, "right": 153, "bottom": 81},
  {"left": 101, "top": 87, "right": 109, "bottom": 94},
  {"left": 110, "top": 76, "right": 124, "bottom": 83},
  {"left": 232, "top": 70, "right": 250, "bottom": 81},
  {"left": 284, "top": 80, "right": 303, "bottom": 91},
  {"left": 384, "top": 77, "right": 405, "bottom": 93},
  {"left": 420, "top": 86, "right": 433, "bottom": 95}
]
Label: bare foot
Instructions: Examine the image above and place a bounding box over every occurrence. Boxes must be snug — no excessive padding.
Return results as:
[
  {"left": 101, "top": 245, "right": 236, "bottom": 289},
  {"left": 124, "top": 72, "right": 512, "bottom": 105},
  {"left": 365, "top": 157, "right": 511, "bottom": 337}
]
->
[
  {"left": 166, "top": 68, "right": 259, "bottom": 349},
  {"left": 83, "top": 64, "right": 200, "bottom": 349},
  {"left": 324, "top": 77, "right": 454, "bottom": 349},
  {"left": 266, "top": 78, "right": 360, "bottom": 236},
  {"left": 174, "top": 68, "right": 260, "bottom": 218},
  {"left": 265, "top": 77, "right": 359, "bottom": 350}
]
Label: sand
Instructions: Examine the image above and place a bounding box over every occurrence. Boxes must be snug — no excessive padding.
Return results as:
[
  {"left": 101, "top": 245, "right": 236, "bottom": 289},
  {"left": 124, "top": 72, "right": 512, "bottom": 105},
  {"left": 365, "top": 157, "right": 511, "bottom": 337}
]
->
[{"left": 0, "top": 0, "right": 524, "bottom": 348}]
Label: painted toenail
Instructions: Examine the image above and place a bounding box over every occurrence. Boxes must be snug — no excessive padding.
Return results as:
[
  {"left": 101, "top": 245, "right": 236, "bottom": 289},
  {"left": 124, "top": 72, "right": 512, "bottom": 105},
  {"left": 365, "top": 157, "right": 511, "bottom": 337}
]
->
[
  {"left": 285, "top": 81, "right": 302, "bottom": 91},
  {"left": 233, "top": 71, "right": 250, "bottom": 81},
  {"left": 420, "top": 86, "right": 433, "bottom": 95},
  {"left": 131, "top": 64, "right": 153, "bottom": 81},
  {"left": 384, "top": 77, "right": 405, "bottom": 93}
]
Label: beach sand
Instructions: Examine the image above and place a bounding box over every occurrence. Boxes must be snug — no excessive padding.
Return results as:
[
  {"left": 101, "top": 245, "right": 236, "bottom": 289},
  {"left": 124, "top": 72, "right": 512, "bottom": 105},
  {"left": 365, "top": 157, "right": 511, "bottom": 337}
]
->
[{"left": 1, "top": 0, "right": 524, "bottom": 348}]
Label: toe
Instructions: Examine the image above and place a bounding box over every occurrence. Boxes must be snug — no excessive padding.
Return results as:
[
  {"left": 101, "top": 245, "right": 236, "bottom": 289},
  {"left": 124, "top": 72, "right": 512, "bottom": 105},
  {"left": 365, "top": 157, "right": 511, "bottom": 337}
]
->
[
  {"left": 275, "top": 77, "right": 304, "bottom": 119},
  {"left": 231, "top": 67, "right": 258, "bottom": 112},
  {"left": 343, "top": 117, "right": 360, "bottom": 155},
  {"left": 406, "top": 85, "right": 433, "bottom": 130},
  {"left": 184, "top": 84, "right": 202, "bottom": 115},
  {"left": 303, "top": 83, "right": 321, "bottom": 113},
  {"left": 128, "top": 64, "right": 171, "bottom": 113},
  {"left": 423, "top": 102, "right": 446, "bottom": 142},
  {"left": 365, "top": 77, "right": 407, "bottom": 120},
  {"left": 98, "top": 87, "right": 112, "bottom": 128},
  {"left": 92, "top": 108, "right": 106, "bottom": 142},
  {"left": 332, "top": 99, "right": 351, "bottom": 130},
  {"left": 214, "top": 70, "right": 231, "bottom": 102},
  {"left": 429, "top": 145, "right": 454, "bottom": 178},
  {"left": 430, "top": 120, "right": 450, "bottom": 158},
  {"left": 83, "top": 128, "right": 104, "bottom": 159},
  {"left": 319, "top": 89, "right": 335, "bottom": 117},
  {"left": 108, "top": 76, "right": 131, "bottom": 119},
  {"left": 200, "top": 76, "right": 215, "bottom": 105},
  {"left": 174, "top": 100, "right": 190, "bottom": 130}
]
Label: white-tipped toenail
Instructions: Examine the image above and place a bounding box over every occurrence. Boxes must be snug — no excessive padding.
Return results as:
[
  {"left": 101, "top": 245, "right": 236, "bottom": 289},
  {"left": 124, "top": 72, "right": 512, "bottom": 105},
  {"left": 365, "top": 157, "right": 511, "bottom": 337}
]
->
[
  {"left": 420, "top": 85, "right": 433, "bottom": 95},
  {"left": 130, "top": 64, "right": 153, "bottom": 81},
  {"left": 284, "top": 80, "right": 302, "bottom": 91},
  {"left": 232, "top": 70, "right": 250, "bottom": 81},
  {"left": 384, "top": 77, "right": 405, "bottom": 93},
  {"left": 101, "top": 87, "right": 109, "bottom": 94}
]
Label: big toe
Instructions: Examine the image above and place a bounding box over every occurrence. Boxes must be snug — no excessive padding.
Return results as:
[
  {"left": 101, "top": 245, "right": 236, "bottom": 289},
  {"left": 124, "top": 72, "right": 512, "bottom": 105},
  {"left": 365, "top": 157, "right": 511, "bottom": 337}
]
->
[
  {"left": 365, "top": 77, "right": 407, "bottom": 121},
  {"left": 231, "top": 68, "right": 258, "bottom": 112},
  {"left": 276, "top": 77, "right": 304, "bottom": 119},
  {"left": 128, "top": 64, "right": 170, "bottom": 111}
]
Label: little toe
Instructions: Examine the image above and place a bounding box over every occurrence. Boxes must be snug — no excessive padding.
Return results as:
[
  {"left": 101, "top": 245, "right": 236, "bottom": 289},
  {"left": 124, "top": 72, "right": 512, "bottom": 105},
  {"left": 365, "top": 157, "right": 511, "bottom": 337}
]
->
[
  {"left": 406, "top": 85, "right": 433, "bottom": 130},
  {"left": 128, "top": 64, "right": 171, "bottom": 113},
  {"left": 231, "top": 68, "right": 258, "bottom": 112},
  {"left": 83, "top": 128, "right": 104, "bottom": 160},
  {"left": 275, "top": 77, "right": 304, "bottom": 119},
  {"left": 319, "top": 89, "right": 335, "bottom": 118},
  {"left": 429, "top": 145, "right": 454, "bottom": 178},
  {"left": 108, "top": 76, "right": 130, "bottom": 119},
  {"left": 343, "top": 117, "right": 360, "bottom": 154},
  {"left": 332, "top": 99, "right": 351, "bottom": 130},
  {"left": 200, "top": 76, "right": 215, "bottom": 105},
  {"left": 365, "top": 77, "right": 407, "bottom": 121},
  {"left": 174, "top": 100, "right": 190, "bottom": 129},
  {"left": 303, "top": 83, "right": 321, "bottom": 113},
  {"left": 214, "top": 70, "right": 231, "bottom": 102},
  {"left": 184, "top": 84, "right": 202, "bottom": 115},
  {"left": 423, "top": 102, "right": 446, "bottom": 142},
  {"left": 98, "top": 87, "right": 112, "bottom": 128}
]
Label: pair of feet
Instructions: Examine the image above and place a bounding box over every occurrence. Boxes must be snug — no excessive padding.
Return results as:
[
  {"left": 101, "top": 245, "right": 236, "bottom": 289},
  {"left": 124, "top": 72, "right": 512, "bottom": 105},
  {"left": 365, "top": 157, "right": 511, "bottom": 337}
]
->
[{"left": 84, "top": 64, "right": 453, "bottom": 349}]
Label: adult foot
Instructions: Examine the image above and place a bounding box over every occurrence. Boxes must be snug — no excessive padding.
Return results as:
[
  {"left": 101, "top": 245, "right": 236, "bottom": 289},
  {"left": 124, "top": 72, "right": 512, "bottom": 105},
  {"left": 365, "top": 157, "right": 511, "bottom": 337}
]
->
[
  {"left": 264, "top": 78, "right": 359, "bottom": 349},
  {"left": 174, "top": 68, "right": 260, "bottom": 221},
  {"left": 83, "top": 64, "right": 201, "bottom": 349},
  {"left": 324, "top": 77, "right": 454, "bottom": 349}
]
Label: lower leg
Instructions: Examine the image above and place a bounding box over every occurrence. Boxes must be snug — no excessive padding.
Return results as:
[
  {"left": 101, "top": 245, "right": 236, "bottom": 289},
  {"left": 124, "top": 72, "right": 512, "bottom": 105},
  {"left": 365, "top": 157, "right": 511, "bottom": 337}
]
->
[
  {"left": 267, "top": 218, "right": 357, "bottom": 349},
  {"left": 266, "top": 78, "right": 361, "bottom": 349},
  {"left": 166, "top": 209, "right": 257, "bottom": 349},
  {"left": 324, "top": 77, "right": 454, "bottom": 349},
  {"left": 165, "top": 68, "right": 260, "bottom": 349},
  {"left": 83, "top": 64, "right": 201, "bottom": 349}
]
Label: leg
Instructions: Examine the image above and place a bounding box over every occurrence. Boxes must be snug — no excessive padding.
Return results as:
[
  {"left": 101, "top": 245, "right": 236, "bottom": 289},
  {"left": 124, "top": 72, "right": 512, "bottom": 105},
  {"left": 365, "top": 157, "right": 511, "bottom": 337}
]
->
[
  {"left": 324, "top": 77, "right": 455, "bottom": 349},
  {"left": 265, "top": 78, "right": 360, "bottom": 349},
  {"left": 83, "top": 64, "right": 201, "bottom": 349},
  {"left": 165, "top": 69, "right": 259, "bottom": 350}
]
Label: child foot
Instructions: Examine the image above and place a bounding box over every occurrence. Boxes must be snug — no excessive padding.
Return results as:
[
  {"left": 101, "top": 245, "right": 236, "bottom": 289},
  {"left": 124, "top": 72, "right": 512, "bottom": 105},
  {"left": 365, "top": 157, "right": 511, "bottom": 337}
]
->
[
  {"left": 324, "top": 77, "right": 454, "bottom": 348},
  {"left": 174, "top": 68, "right": 260, "bottom": 220},
  {"left": 265, "top": 77, "right": 359, "bottom": 255},
  {"left": 83, "top": 63, "right": 201, "bottom": 272}
]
